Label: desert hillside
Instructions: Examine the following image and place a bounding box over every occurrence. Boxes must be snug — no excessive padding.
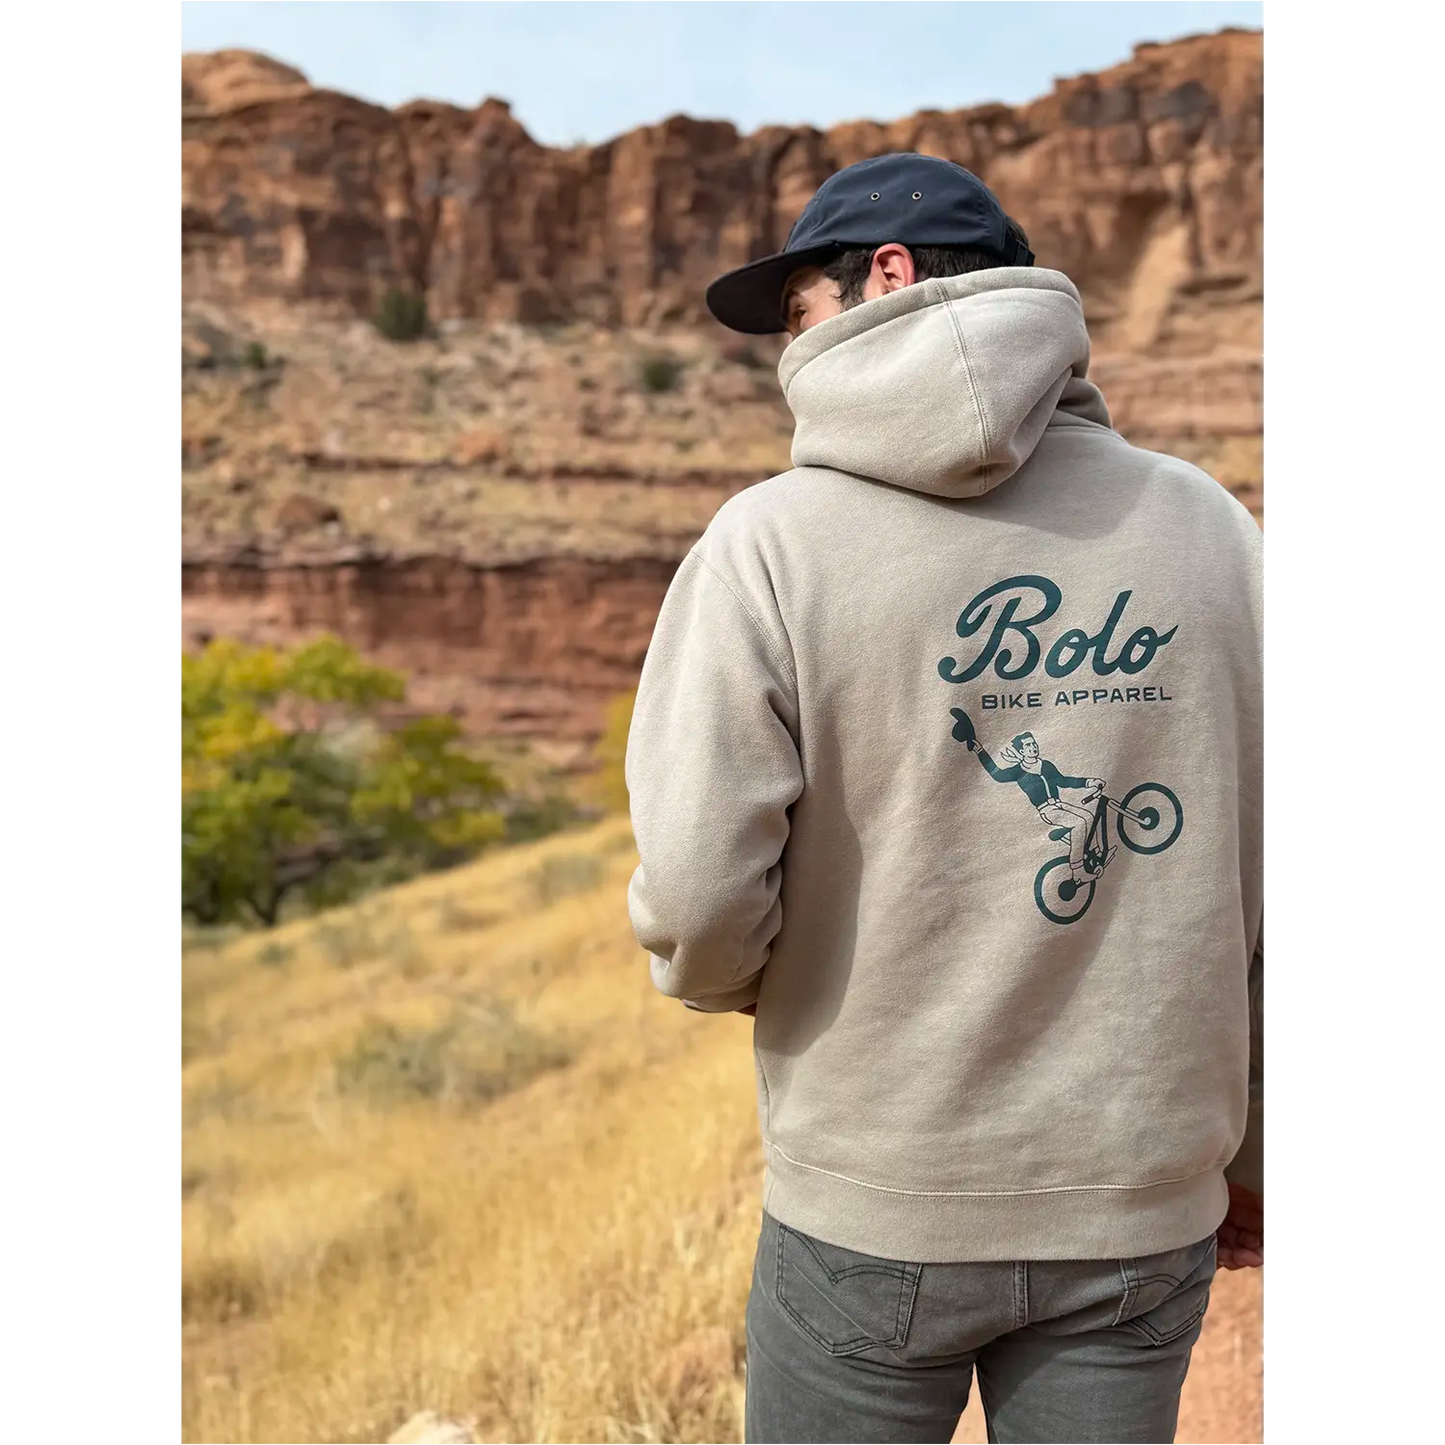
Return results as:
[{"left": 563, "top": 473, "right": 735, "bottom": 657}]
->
[
  {"left": 182, "top": 29, "right": 1262, "bottom": 752},
  {"left": 182, "top": 816, "right": 1261, "bottom": 1445}
]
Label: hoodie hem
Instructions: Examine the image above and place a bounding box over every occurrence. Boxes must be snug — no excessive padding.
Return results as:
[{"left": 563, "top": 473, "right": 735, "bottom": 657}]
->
[{"left": 761, "top": 1148, "right": 1229, "bottom": 1263}]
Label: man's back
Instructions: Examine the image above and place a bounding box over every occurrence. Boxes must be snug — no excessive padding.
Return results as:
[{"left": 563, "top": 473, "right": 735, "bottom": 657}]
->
[{"left": 626, "top": 267, "right": 1262, "bottom": 1266}]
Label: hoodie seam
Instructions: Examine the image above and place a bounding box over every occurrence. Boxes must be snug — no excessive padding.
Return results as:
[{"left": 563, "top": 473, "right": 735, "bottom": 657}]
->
[
  {"left": 768, "top": 1142, "right": 1219, "bottom": 1198},
  {"left": 939, "top": 285, "right": 993, "bottom": 476},
  {"left": 689, "top": 547, "right": 800, "bottom": 695}
]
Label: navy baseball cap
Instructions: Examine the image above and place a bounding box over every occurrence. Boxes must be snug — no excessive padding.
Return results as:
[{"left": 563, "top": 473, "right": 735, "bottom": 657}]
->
[{"left": 705, "top": 152, "right": 1032, "bottom": 335}]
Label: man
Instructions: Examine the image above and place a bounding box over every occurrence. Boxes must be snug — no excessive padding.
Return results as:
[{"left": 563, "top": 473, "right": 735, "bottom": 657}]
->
[
  {"left": 965, "top": 724, "right": 1113, "bottom": 886},
  {"left": 625, "top": 154, "right": 1262, "bottom": 1444}
]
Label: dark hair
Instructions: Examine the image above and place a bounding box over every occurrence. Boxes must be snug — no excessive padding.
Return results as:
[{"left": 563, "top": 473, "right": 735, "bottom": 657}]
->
[
  {"left": 1011, "top": 732, "right": 1036, "bottom": 751},
  {"left": 821, "top": 222, "right": 1031, "bottom": 309}
]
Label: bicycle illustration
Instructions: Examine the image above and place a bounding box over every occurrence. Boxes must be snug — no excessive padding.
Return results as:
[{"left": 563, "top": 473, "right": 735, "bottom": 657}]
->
[{"left": 949, "top": 708, "right": 1183, "bottom": 925}]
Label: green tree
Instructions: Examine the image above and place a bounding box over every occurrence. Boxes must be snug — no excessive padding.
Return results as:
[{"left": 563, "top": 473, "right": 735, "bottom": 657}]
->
[{"left": 182, "top": 636, "right": 505, "bottom": 927}]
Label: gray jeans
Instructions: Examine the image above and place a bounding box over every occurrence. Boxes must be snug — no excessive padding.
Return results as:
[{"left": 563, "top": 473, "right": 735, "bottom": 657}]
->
[{"left": 745, "top": 1211, "right": 1216, "bottom": 1444}]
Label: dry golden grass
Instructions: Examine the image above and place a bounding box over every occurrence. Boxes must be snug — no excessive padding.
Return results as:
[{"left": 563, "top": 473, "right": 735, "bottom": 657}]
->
[
  {"left": 183, "top": 814, "right": 1261, "bottom": 1445},
  {"left": 183, "top": 816, "right": 761, "bottom": 1443}
]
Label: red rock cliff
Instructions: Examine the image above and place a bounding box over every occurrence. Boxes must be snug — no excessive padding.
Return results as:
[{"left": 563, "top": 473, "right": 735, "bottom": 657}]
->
[{"left": 182, "top": 29, "right": 1260, "bottom": 348}]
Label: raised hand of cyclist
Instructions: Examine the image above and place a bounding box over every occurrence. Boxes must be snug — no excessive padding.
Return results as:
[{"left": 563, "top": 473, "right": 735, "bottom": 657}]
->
[{"left": 1086, "top": 777, "right": 1105, "bottom": 792}]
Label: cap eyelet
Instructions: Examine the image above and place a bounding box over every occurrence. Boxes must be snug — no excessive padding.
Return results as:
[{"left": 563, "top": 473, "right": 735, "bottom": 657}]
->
[
  {"left": 870, "top": 192, "right": 880, "bottom": 201},
  {"left": 912, "top": 191, "right": 923, "bottom": 200}
]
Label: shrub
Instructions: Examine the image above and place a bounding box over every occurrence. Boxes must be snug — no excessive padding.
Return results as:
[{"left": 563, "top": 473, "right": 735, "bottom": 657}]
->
[
  {"left": 309, "top": 908, "right": 420, "bottom": 971},
  {"left": 504, "top": 793, "right": 581, "bottom": 844},
  {"left": 242, "top": 341, "right": 270, "bottom": 370},
  {"left": 374, "top": 286, "right": 430, "bottom": 342},
  {"left": 432, "top": 893, "right": 499, "bottom": 933},
  {"left": 335, "top": 1018, "right": 451, "bottom": 1102},
  {"left": 334, "top": 1005, "right": 568, "bottom": 1107},
  {"left": 639, "top": 353, "right": 685, "bottom": 393},
  {"left": 528, "top": 852, "right": 605, "bottom": 907},
  {"left": 181, "top": 1256, "right": 264, "bottom": 1325}
]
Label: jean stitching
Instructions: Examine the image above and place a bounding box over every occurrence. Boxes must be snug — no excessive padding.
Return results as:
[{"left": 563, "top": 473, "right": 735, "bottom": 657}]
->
[
  {"left": 775, "top": 1224, "right": 908, "bottom": 1356},
  {"left": 1113, "top": 1259, "right": 1137, "bottom": 1327},
  {"left": 790, "top": 1227, "right": 910, "bottom": 1285},
  {"left": 905, "top": 1265, "right": 923, "bottom": 1342},
  {"left": 1121, "top": 1291, "right": 1211, "bottom": 1347},
  {"left": 892, "top": 1265, "right": 921, "bottom": 1347},
  {"left": 774, "top": 1223, "right": 839, "bottom": 1353}
]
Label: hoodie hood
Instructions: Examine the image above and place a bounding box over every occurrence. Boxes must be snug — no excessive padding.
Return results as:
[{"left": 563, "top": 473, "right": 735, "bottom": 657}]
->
[{"left": 779, "top": 268, "right": 1112, "bottom": 499}]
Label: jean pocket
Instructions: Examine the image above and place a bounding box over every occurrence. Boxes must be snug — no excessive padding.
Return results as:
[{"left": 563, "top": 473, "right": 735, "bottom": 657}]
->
[
  {"left": 774, "top": 1223, "right": 922, "bottom": 1357},
  {"left": 1119, "top": 1235, "right": 1217, "bottom": 1346}
]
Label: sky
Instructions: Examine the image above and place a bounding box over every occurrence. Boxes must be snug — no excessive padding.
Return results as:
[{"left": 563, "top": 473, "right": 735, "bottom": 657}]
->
[{"left": 180, "top": 1, "right": 1263, "bottom": 146}]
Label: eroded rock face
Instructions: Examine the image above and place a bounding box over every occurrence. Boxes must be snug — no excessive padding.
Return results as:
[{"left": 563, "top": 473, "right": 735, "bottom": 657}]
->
[
  {"left": 182, "top": 49, "right": 310, "bottom": 112},
  {"left": 181, "top": 29, "right": 1261, "bottom": 350}
]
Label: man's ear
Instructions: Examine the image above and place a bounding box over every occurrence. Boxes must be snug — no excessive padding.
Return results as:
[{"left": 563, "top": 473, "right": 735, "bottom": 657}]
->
[{"left": 870, "top": 243, "right": 916, "bottom": 296}]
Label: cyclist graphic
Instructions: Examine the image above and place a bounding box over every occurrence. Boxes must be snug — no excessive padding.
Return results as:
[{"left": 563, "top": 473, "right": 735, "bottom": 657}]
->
[
  {"left": 949, "top": 706, "right": 1184, "bottom": 924},
  {"left": 955, "top": 716, "right": 1116, "bottom": 886}
]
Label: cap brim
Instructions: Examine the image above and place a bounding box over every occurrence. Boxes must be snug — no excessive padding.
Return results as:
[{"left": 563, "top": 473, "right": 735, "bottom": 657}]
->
[{"left": 705, "top": 245, "right": 840, "bottom": 335}]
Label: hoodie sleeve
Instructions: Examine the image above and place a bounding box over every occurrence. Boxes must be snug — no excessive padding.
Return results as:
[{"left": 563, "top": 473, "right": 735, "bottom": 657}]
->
[
  {"left": 1223, "top": 922, "right": 1263, "bottom": 1195},
  {"left": 625, "top": 547, "right": 803, "bottom": 1013}
]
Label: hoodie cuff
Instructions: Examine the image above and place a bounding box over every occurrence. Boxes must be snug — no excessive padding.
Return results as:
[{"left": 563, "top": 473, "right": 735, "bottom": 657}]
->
[{"left": 680, "top": 974, "right": 763, "bottom": 1014}]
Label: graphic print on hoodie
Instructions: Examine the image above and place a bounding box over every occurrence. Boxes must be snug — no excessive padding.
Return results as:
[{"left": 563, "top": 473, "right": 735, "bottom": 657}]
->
[
  {"left": 939, "top": 572, "right": 1187, "bottom": 924},
  {"left": 626, "top": 269, "right": 1263, "bottom": 1264}
]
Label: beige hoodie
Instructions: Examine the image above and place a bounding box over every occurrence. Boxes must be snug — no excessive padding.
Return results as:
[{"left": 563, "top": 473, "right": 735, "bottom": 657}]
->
[{"left": 626, "top": 268, "right": 1262, "bottom": 1263}]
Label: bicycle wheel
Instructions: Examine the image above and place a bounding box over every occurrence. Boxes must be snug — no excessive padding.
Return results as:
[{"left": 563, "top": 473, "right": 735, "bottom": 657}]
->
[
  {"left": 1034, "top": 855, "right": 1095, "bottom": 925},
  {"left": 1118, "top": 783, "right": 1184, "bottom": 855}
]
